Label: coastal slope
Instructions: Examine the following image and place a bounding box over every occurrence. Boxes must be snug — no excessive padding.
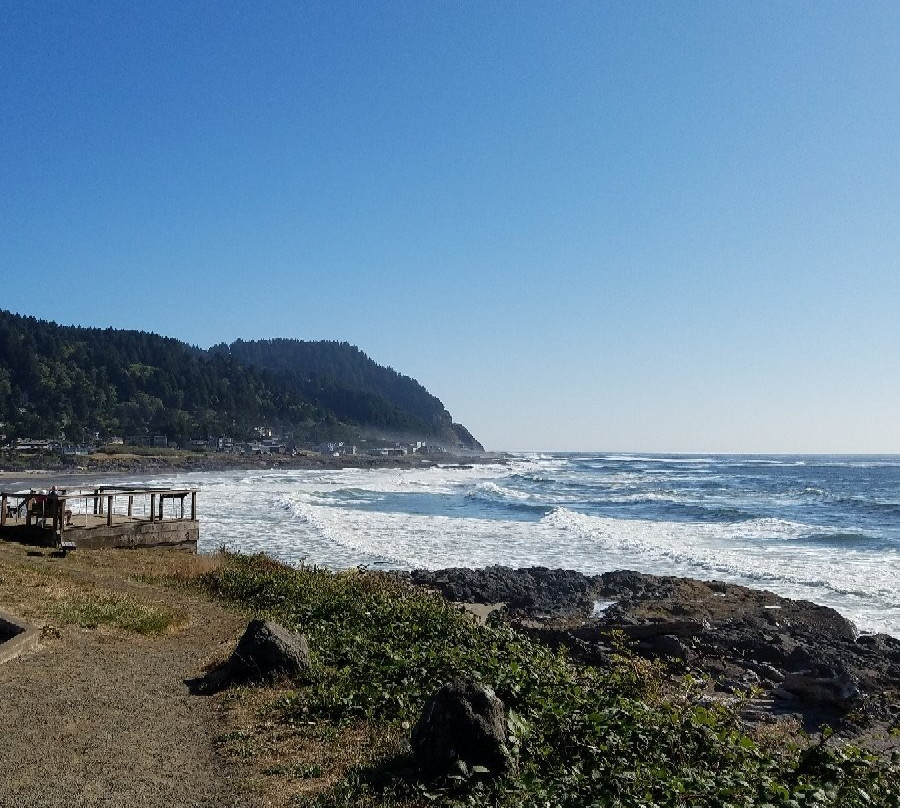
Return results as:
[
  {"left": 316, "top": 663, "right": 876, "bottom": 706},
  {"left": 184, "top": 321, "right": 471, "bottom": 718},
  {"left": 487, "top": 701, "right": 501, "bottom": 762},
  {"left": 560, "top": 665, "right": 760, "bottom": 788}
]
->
[{"left": 0, "top": 309, "right": 482, "bottom": 450}]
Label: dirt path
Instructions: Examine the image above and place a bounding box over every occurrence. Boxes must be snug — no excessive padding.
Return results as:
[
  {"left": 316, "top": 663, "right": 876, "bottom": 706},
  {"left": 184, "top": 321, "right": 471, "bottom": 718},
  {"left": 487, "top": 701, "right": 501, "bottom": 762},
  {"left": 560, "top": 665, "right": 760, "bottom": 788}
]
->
[{"left": 0, "top": 545, "right": 255, "bottom": 808}]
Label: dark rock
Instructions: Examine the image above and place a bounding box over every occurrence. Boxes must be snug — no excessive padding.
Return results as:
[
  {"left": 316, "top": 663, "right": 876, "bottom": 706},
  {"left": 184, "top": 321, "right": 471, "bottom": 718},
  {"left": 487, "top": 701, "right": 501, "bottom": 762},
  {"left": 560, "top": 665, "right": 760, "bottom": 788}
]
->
[
  {"left": 744, "top": 661, "right": 785, "bottom": 683},
  {"left": 779, "top": 669, "right": 862, "bottom": 710},
  {"left": 637, "top": 633, "right": 692, "bottom": 661},
  {"left": 187, "top": 619, "right": 311, "bottom": 694},
  {"left": 399, "top": 565, "right": 900, "bottom": 728},
  {"left": 411, "top": 678, "right": 514, "bottom": 777},
  {"left": 230, "top": 619, "right": 311, "bottom": 681},
  {"left": 618, "top": 620, "right": 705, "bottom": 640},
  {"left": 406, "top": 566, "right": 599, "bottom": 618}
]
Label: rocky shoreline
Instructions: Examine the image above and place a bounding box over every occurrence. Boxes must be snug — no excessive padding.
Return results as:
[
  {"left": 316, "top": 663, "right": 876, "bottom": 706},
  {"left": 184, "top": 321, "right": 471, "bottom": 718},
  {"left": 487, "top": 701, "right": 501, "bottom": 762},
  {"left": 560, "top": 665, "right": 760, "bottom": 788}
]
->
[
  {"left": 0, "top": 450, "right": 507, "bottom": 484},
  {"left": 402, "top": 566, "right": 900, "bottom": 741}
]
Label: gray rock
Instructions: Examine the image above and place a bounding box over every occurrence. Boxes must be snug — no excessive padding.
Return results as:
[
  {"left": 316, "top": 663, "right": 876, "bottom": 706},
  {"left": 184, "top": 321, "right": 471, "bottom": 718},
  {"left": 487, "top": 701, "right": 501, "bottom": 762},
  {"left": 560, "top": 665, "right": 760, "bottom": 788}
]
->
[
  {"left": 230, "top": 619, "right": 311, "bottom": 681},
  {"left": 411, "top": 678, "right": 514, "bottom": 777},
  {"left": 398, "top": 565, "right": 899, "bottom": 725},
  {"left": 188, "top": 619, "right": 311, "bottom": 694},
  {"left": 406, "top": 566, "right": 598, "bottom": 617},
  {"left": 636, "top": 633, "right": 692, "bottom": 661},
  {"left": 779, "top": 669, "right": 862, "bottom": 710},
  {"left": 620, "top": 621, "right": 704, "bottom": 640}
]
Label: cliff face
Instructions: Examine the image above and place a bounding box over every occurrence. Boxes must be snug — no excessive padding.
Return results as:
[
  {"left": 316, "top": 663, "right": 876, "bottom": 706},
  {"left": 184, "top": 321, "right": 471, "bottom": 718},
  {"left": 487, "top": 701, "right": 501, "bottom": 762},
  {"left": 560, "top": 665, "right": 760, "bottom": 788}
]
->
[{"left": 450, "top": 422, "right": 485, "bottom": 452}]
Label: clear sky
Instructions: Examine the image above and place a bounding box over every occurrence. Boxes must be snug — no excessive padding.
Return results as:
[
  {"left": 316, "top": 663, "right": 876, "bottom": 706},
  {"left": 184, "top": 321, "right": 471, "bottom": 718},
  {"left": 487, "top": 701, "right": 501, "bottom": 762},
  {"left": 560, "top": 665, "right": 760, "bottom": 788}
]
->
[{"left": 2, "top": 2, "right": 899, "bottom": 453}]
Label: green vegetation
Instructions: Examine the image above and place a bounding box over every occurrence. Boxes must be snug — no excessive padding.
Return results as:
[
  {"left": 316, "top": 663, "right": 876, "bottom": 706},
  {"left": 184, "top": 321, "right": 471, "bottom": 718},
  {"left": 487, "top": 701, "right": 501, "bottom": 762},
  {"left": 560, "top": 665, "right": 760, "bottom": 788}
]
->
[
  {"left": 0, "top": 310, "right": 481, "bottom": 448},
  {"left": 215, "top": 338, "right": 462, "bottom": 439},
  {"left": 94, "top": 444, "right": 205, "bottom": 456},
  {"left": 50, "top": 590, "right": 186, "bottom": 635},
  {"left": 194, "top": 554, "right": 900, "bottom": 807}
]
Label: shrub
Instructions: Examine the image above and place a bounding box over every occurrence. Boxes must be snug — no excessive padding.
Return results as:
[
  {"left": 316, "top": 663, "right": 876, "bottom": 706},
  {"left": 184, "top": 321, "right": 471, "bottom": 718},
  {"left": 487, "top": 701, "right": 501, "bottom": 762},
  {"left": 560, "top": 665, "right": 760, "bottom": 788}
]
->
[{"left": 193, "top": 554, "right": 900, "bottom": 808}]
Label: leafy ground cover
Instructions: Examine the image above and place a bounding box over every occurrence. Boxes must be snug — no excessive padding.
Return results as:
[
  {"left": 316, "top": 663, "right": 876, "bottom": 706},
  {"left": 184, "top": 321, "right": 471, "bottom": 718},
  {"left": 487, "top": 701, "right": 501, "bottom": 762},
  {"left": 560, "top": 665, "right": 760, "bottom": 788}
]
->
[{"left": 192, "top": 553, "right": 900, "bottom": 808}]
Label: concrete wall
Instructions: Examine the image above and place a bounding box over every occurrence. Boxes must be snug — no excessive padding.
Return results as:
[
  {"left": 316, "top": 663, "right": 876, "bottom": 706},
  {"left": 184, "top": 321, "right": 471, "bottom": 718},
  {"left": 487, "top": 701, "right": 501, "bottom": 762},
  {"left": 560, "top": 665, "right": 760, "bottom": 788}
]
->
[
  {"left": 0, "top": 610, "right": 39, "bottom": 666},
  {"left": 64, "top": 520, "right": 198, "bottom": 551}
]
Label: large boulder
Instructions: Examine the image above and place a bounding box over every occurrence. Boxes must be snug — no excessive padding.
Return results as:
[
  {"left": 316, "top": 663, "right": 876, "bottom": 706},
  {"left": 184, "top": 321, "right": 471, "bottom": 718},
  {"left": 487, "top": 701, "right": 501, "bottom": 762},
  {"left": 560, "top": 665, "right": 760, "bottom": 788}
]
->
[
  {"left": 228, "top": 619, "right": 311, "bottom": 682},
  {"left": 189, "top": 619, "right": 311, "bottom": 694},
  {"left": 411, "top": 678, "right": 514, "bottom": 778},
  {"left": 406, "top": 566, "right": 599, "bottom": 617},
  {"left": 777, "top": 668, "right": 863, "bottom": 710}
]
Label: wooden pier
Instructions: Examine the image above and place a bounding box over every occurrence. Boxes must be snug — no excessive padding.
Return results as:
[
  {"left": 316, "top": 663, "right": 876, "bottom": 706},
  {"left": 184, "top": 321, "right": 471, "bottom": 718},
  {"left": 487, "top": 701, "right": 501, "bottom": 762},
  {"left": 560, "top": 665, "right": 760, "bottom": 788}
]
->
[{"left": 0, "top": 486, "right": 199, "bottom": 551}]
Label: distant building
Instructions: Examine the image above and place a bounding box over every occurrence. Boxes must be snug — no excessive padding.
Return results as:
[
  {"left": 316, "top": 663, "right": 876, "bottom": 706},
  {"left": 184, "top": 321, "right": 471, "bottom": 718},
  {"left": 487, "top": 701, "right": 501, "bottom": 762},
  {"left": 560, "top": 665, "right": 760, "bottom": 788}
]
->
[
  {"left": 152, "top": 435, "right": 168, "bottom": 448},
  {"left": 377, "top": 446, "right": 407, "bottom": 457},
  {"left": 15, "top": 439, "right": 57, "bottom": 452}
]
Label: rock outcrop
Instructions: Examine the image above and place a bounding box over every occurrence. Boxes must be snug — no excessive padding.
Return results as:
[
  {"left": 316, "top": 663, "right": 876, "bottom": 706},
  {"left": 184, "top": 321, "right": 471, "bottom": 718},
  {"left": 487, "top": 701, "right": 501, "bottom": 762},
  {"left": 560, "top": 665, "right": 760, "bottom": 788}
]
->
[{"left": 405, "top": 566, "right": 900, "bottom": 728}]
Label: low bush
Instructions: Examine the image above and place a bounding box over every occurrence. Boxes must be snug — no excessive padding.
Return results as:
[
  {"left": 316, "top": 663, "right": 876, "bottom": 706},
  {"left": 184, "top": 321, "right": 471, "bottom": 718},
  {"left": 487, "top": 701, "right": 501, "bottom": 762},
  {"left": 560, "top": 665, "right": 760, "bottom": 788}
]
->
[{"left": 194, "top": 554, "right": 900, "bottom": 807}]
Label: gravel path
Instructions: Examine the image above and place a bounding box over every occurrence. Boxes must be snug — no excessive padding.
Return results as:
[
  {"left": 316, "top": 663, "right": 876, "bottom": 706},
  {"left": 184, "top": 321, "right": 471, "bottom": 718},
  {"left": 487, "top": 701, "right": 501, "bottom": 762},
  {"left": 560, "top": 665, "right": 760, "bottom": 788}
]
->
[{"left": 0, "top": 552, "right": 255, "bottom": 808}]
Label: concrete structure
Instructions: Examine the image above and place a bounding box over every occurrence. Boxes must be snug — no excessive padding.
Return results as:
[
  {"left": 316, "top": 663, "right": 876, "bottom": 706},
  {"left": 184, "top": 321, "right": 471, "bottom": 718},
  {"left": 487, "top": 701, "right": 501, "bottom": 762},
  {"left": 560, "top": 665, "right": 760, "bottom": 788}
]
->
[
  {"left": 0, "top": 609, "right": 39, "bottom": 666},
  {"left": 0, "top": 486, "right": 199, "bottom": 552}
]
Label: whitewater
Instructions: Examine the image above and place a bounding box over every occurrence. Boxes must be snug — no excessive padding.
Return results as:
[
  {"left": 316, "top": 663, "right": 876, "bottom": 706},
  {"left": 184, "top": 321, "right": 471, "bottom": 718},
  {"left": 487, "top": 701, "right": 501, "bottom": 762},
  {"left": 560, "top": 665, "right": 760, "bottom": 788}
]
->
[{"left": 137, "top": 454, "right": 899, "bottom": 637}]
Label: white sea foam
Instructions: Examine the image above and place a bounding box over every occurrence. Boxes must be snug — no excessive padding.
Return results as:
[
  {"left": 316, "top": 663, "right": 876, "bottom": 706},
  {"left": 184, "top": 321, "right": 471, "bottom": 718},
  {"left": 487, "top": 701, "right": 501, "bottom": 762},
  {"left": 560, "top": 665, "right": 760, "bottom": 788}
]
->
[
  {"left": 137, "top": 461, "right": 900, "bottom": 637},
  {"left": 601, "top": 455, "right": 718, "bottom": 464},
  {"left": 542, "top": 507, "right": 900, "bottom": 634}
]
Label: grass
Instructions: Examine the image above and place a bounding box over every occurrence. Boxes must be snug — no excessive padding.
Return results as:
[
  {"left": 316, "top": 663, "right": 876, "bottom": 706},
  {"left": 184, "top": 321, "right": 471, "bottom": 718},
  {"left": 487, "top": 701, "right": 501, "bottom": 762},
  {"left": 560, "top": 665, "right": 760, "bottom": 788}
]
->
[
  {"left": 49, "top": 589, "right": 186, "bottom": 635},
  {"left": 0, "top": 547, "right": 190, "bottom": 637},
  {"left": 185, "top": 553, "right": 900, "bottom": 808}
]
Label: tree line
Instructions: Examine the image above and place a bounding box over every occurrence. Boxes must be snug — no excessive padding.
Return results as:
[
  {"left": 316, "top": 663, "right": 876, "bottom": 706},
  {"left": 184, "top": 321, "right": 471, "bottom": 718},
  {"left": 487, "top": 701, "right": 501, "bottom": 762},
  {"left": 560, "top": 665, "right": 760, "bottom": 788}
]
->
[{"left": 0, "top": 311, "right": 481, "bottom": 449}]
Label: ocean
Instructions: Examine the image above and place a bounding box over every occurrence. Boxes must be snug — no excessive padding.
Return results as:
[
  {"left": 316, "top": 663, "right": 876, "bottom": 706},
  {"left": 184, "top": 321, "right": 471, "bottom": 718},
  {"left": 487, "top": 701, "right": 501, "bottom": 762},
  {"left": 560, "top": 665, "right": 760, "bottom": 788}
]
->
[{"left": 129, "top": 454, "right": 896, "bottom": 637}]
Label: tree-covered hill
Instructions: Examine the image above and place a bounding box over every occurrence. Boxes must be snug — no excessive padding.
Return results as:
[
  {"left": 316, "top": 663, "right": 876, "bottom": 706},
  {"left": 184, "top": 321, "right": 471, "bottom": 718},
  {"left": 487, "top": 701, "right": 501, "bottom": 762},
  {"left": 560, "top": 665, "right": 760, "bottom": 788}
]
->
[
  {"left": 0, "top": 310, "right": 482, "bottom": 450},
  {"left": 212, "top": 338, "right": 459, "bottom": 440}
]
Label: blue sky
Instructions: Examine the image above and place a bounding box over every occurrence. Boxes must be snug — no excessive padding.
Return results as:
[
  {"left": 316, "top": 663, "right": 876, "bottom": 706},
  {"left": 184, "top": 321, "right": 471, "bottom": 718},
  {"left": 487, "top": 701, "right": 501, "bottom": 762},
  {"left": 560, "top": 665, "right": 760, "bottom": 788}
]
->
[{"left": 2, "top": 2, "right": 898, "bottom": 452}]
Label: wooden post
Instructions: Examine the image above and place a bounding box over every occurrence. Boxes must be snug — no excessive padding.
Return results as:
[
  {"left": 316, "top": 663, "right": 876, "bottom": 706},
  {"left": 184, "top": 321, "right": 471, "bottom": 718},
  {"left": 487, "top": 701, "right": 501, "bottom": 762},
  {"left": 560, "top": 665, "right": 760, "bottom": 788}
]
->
[
  {"left": 94, "top": 489, "right": 100, "bottom": 515},
  {"left": 1, "top": 494, "right": 6, "bottom": 527},
  {"left": 127, "top": 496, "right": 133, "bottom": 517},
  {"left": 158, "top": 495, "right": 165, "bottom": 521},
  {"left": 191, "top": 491, "right": 197, "bottom": 521},
  {"left": 179, "top": 494, "right": 184, "bottom": 519},
  {"left": 150, "top": 493, "right": 156, "bottom": 522},
  {"left": 106, "top": 495, "right": 113, "bottom": 527}
]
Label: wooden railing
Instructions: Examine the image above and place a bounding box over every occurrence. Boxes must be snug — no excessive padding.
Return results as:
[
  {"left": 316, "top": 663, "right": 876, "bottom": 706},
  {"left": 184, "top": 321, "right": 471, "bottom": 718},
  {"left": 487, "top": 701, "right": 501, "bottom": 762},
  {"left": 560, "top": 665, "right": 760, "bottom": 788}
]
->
[{"left": 0, "top": 486, "right": 198, "bottom": 533}]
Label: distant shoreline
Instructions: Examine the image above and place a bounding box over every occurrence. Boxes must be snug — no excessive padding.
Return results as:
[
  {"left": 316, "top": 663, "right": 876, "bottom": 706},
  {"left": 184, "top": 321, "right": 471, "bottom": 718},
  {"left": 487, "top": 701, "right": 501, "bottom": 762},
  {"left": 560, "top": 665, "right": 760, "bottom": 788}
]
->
[{"left": 0, "top": 450, "right": 508, "bottom": 487}]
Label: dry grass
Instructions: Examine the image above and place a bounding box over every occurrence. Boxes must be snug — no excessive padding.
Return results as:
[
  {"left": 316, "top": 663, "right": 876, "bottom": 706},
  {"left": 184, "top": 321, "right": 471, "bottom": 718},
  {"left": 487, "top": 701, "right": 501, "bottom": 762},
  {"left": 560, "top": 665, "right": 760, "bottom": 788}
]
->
[
  {"left": 48, "top": 589, "right": 187, "bottom": 635},
  {"left": 0, "top": 540, "right": 385, "bottom": 807},
  {"left": 0, "top": 546, "right": 190, "bottom": 636},
  {"left": 215, "top": 685, "right": 412, "bottom": 808}
]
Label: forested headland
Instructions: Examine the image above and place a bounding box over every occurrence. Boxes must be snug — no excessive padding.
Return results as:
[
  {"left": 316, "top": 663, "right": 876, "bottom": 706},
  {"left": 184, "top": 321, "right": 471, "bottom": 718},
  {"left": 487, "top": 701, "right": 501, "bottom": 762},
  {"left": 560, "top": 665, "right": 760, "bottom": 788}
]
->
[{"left": 0, "top": 310, "right": 482, "bottom": 450}]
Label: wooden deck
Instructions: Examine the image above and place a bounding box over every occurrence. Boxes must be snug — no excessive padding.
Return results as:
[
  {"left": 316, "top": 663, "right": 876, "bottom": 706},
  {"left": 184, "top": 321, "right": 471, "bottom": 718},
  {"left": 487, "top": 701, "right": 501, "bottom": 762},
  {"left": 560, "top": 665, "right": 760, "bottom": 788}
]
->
[{"left": 0, "top": 486, "right": 199, "bottom": 551}]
